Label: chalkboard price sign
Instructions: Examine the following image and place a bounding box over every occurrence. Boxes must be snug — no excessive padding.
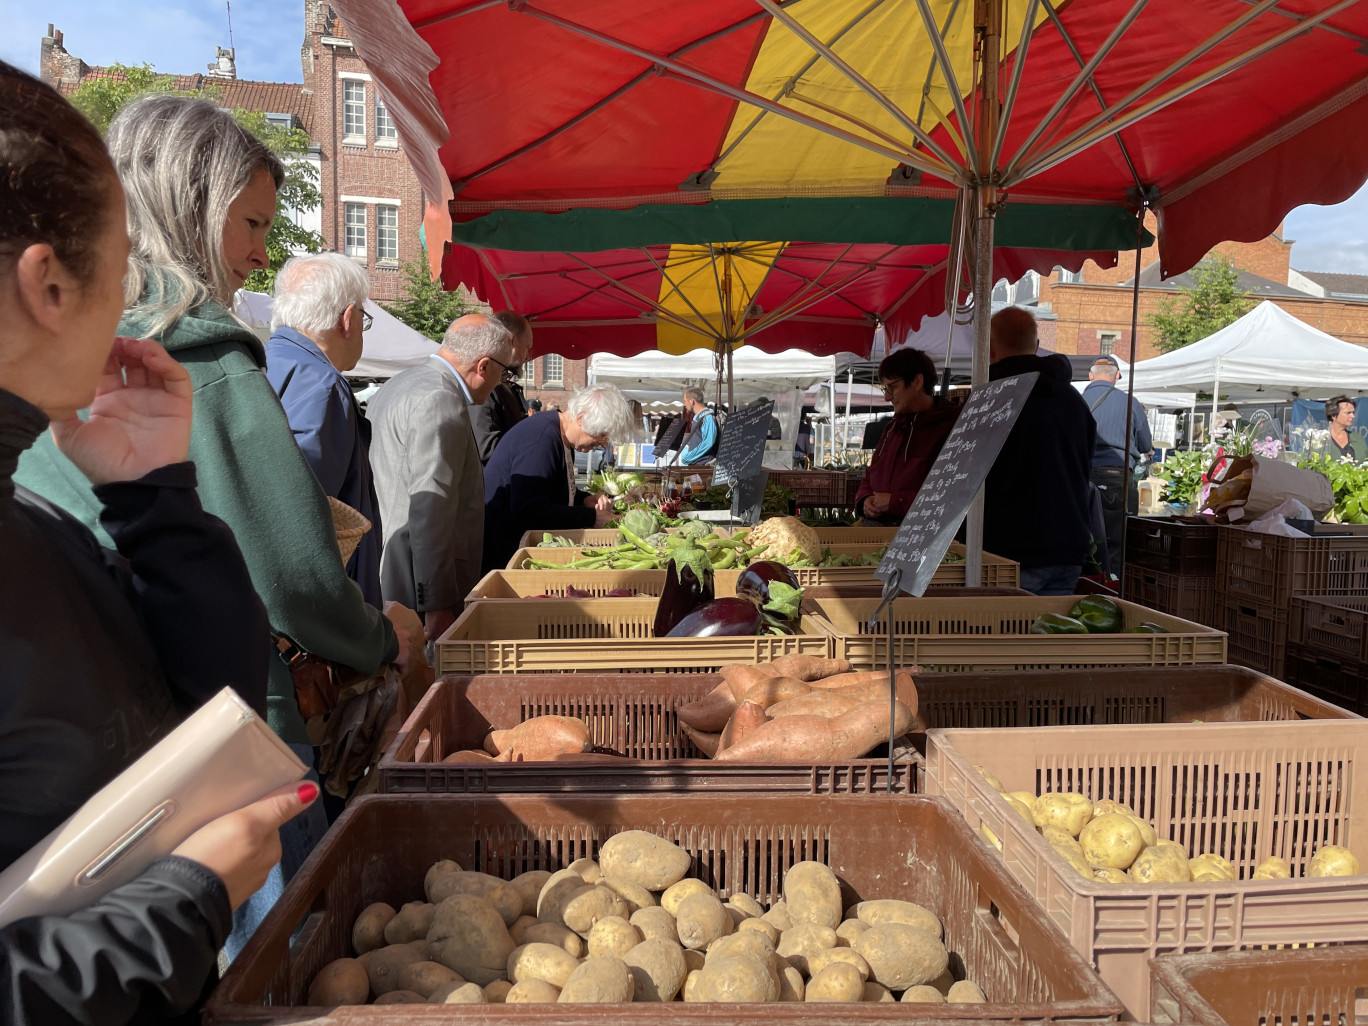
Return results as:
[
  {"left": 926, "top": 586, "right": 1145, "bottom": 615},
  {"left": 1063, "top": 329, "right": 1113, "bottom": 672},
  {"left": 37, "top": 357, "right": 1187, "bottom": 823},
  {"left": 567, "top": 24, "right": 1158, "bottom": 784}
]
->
[
  {"left": 712, "top": 400, "right": 774, "bottom": 487},
  {"left": 653, "top": 415, "right": 685, "bottom": 460},
  {"left": 730, "top": 472, "right": 768, "bottom": 525},
  {"left": 876, "top": 372, "right": 1039, "bottom": 596}
]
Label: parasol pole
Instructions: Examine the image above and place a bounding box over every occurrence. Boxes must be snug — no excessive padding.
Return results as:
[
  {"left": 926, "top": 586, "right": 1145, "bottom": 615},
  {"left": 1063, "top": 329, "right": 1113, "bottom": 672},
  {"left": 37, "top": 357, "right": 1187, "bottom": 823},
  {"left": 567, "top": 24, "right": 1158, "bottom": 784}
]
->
[
  {"left": 1119, "top": 194, "right": 1152, "bottom": 594},
  {"left": 964, "top": 0, "right": 1003, "bottom": 588}
]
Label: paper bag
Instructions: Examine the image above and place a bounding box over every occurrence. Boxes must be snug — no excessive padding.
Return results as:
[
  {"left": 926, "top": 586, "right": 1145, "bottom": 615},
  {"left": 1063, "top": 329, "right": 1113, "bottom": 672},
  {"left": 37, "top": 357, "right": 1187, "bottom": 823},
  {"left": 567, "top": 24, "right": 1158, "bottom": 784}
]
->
[{"left": 1201, "top": 454, "right": 1333, "bottom": 521}]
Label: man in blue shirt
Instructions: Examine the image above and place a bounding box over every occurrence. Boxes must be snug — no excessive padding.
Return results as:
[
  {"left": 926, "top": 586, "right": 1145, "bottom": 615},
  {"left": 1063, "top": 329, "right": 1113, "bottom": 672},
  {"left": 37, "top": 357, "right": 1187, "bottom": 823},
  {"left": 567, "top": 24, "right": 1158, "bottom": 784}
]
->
[
  {"left": 265, "top": 253, "right": 383, "bottom": 606},
  {"left": 1081, "top": 356, "right": 1153, "bottom": 577},
  {"left": 679, "top": 386, "right": 719, "bottom": 465}
]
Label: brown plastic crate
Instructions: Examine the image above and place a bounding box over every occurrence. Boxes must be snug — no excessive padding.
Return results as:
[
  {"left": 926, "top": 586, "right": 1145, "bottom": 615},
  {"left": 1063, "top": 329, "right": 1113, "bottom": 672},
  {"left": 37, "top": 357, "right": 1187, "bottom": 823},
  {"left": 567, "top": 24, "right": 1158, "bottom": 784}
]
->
[
  {"left": 1289, "top": 594, "right": 1368, "bottom": 663},
  {"left": 812, "top": 526, "right": 897, "bottom": 544},
  {"left": 1284, "top": 642, "right": 1368, "bottom": 716},
  {"left": 1148, "top": 948, "right": 1368, "bottom": 1025},
  {"left": 1216, "top": 525, "right": 1368, "bottom": 607},
  {"left": 1122, "top": 564, "right": 1216, "bottom": 626},
  {"left": 808, "top": 595, "right": 1227, "bottom": 672},
  {"left": 378, "top": 674, "right": 916, "bottom": 795},
  {"left": 913, "top": 664, "right": 1356, "bottom": 731},
  {"left": 1125, "top": 516, "right": 1218, "bottom": 575},
  {"left": 771, "top": 469, "right": 849, "bottom": 506},
  {"left": 205, "top": 793, "right": 1125, "bottom": 1023},
  {"left": 923, "top": 718, "right": 1368, "bottom": 1018},
  {"left": 1216, "top": 596, "right": 1289, "bottom": 678},
  {"left": 434, "top": 597, "right": 830, "bottom": 675}
]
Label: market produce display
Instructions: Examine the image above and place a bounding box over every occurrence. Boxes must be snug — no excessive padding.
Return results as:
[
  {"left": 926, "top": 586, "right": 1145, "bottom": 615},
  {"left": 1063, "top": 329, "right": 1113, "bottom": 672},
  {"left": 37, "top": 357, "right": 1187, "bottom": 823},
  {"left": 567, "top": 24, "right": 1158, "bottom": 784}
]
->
[
  {"left": 1029, "top": 596, "right": 1167, "bottom": 635},
  {"left": 974, "top": 767, "right": 1362, "bottom": 883},
  {"left": 307, "top": 834, "right": 989, "bottom": 1006}
]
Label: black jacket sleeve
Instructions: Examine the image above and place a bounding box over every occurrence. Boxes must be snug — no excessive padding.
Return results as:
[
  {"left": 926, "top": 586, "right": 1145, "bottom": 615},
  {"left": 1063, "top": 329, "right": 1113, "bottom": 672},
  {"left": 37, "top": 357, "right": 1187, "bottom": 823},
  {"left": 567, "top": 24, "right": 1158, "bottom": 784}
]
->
[
  {"left": 0, "top": 856, "right": 230, "bottom": 1026},
  {"left": 95, "top": 463, "right": 270, "bottom": 719},
  {"left": 471, "top": 385, "right": 524, "bottom": 465}
]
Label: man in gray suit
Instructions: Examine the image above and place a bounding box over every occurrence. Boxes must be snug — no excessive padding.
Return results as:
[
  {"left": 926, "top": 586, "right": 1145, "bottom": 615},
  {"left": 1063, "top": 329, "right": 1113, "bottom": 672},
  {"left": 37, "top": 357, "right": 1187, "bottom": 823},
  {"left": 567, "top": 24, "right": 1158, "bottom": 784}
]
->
[{"left": 368, "top": 313, "right": 515, "bottom": 641}]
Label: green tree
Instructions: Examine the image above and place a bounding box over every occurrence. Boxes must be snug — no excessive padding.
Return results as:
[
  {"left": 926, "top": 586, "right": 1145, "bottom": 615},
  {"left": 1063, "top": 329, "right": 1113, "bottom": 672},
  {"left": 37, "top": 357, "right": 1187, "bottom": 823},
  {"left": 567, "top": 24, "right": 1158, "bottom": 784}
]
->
[
  {"left": 1150, "top": 256, "right": 1253, "bottom": 354},
  {"left": 384, "top": 249, "right": 477, "bottom": 341},
  {"left": 67, "top": 63, "right": 324, "bottom": 294}
]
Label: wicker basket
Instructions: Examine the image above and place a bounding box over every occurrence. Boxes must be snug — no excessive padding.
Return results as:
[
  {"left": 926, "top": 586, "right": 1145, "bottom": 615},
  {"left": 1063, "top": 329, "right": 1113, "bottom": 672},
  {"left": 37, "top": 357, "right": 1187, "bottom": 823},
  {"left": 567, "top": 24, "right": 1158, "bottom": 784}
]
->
[{"left": 326, "top": 496, "right": 370, "bottom": 564}]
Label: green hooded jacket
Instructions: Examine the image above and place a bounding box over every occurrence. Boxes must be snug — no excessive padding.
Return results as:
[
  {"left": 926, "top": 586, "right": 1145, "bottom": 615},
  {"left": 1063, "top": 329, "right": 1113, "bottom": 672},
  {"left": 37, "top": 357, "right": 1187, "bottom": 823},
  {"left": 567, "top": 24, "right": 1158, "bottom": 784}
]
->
[{"left": 16, "top": 297, "right": 397, "bottom": 744}]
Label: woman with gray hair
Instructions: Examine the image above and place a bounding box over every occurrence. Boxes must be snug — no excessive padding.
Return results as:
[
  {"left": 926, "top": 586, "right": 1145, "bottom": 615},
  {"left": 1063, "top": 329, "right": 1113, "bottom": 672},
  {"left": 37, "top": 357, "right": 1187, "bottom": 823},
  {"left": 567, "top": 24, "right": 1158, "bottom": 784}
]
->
[
  {"left": 482, "top": 382, "right": 638, "bottom": 573},
  {"left": 15, "top": 95, "right": 415, "bottom": 957}
]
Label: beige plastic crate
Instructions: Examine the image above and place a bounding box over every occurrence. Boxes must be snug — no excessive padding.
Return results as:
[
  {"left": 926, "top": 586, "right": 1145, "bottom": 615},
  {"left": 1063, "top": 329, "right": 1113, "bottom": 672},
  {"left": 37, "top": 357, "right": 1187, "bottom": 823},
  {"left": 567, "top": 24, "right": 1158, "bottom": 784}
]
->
[
  {"left": 809, "top": 595, "right": 1226, "bottom": 671},
  {"left": 465, "top": 568, "right": 739, "bottom": 606},
  {"left": 435, "top": 596, "right": 830, "bottom": 674},
  {"left": 923, "top": 719, "right": 1368, "bottom": 1018},
  {"left": 517, "top": 526, "right": 732, "bottom": 548}
]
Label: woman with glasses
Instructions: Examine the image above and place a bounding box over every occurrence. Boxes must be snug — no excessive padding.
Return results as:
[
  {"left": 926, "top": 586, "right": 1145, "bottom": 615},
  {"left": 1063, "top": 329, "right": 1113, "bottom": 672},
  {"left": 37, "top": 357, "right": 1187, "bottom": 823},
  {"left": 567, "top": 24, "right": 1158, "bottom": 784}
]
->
[
  {"left": 852, "top": 347, "right": 961, "bottom": 526},
  {"left": 482, "top": 382, "right": 639, "bottom": 574}
]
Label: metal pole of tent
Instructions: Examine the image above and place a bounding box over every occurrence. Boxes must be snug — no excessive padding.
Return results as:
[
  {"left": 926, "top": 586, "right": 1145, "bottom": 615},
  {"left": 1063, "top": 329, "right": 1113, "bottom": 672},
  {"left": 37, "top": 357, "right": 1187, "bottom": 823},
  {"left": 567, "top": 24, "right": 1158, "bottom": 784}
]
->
[
  {"left": 842, "top": 368, "right": 854, "bottom": 464},
  {"left": 1118, "top": 196, "right": 1152, "bottom": 596}
]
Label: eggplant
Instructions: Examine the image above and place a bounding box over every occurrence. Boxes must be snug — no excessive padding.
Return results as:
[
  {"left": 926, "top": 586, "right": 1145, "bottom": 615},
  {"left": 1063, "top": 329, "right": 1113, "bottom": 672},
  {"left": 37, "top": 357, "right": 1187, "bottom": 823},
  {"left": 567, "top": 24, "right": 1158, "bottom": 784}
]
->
[
  {"left": 665, "top": 598, "right": 763, "bottom": 638},
  {"left": 735, "top": 561, "right": 803, "bottom": 620},
  {"left": 652, "top": 561, "right": 713, "bottom": 636}
]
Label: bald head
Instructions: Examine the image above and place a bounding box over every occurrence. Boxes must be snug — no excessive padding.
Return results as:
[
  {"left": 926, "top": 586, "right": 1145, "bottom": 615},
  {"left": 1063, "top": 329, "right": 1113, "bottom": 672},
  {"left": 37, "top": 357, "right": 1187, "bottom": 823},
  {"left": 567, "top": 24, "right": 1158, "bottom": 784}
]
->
[
  {"left": 990, "top": 307, "right": 1039, "bottom": 363},
  {"left": 493, "top": 310, "right": 533, "bottom": 363}
]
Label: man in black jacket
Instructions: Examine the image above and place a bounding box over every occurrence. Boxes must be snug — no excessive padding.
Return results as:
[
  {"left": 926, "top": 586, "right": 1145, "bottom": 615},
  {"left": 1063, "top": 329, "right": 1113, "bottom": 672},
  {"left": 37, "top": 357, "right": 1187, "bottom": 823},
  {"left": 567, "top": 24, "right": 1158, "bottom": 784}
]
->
[
  {"left": 984, "top": 308, "right": 1097, "bottom": 595},
  {"left": 471, "top": 311, "right": 533, "bottom": 464}
]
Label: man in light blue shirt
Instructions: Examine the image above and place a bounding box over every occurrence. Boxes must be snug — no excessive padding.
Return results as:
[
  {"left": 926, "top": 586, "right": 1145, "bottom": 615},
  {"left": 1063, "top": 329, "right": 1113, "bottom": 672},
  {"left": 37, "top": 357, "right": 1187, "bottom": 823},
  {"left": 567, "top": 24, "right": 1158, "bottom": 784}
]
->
[
  {"left": 679, "top": 387, "right": 719, "bottom": 465},
  {"left": 1081, "top": 356, "right": 1153, "bottom": 576}
]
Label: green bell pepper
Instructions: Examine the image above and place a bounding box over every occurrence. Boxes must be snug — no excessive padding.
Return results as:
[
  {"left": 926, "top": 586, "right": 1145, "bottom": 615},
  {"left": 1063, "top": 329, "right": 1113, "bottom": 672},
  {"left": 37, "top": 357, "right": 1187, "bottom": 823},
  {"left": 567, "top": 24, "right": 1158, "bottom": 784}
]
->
[
  {"left": 1029, "top": 613, "right": 1090, "bottom": 635},
  {"left": 1124, "top": 622, "right": 1169, "bottom": 634},
  {"left": 1068, "top": 596, "right": 1123, "bottom": 634}
]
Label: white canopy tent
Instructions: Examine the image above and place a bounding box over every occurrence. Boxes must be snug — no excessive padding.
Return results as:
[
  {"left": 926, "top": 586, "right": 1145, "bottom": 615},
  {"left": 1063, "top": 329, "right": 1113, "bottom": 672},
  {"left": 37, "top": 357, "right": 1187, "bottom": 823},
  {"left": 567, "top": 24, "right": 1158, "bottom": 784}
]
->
[
  {"left": 1129, "top": 301, "right": 1368, "bottom": 406},
  {"left": 233, "top": 290, "right": 438, "bottom": 379},
  {"left": 588, "top": 347, "right": 863, "bottom": 405}
]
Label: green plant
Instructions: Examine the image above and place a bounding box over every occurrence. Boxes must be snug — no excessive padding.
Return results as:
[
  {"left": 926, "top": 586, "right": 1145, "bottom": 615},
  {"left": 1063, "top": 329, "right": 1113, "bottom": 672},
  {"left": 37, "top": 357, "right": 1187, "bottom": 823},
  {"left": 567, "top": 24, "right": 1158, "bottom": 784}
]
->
[
  {"left": 1153, "top": 448, "right": 1212, "bottom": 506},
  {"left": 1150, "top": 257, "right": 1253, "bottom": 354},
  {"left": 1297, "top": 453, "right": 1368, "bottom": 523},
  {"left": 384, "top": 248, "right": 478, "bottom": 341}
]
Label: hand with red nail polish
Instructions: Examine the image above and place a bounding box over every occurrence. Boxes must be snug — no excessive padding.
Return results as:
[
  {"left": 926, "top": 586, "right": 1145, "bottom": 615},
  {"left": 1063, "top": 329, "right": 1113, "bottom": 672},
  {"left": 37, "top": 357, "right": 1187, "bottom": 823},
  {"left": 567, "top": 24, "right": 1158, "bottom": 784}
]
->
[{"left": 172, "top": 780, "right": 319, "bottom": 911}]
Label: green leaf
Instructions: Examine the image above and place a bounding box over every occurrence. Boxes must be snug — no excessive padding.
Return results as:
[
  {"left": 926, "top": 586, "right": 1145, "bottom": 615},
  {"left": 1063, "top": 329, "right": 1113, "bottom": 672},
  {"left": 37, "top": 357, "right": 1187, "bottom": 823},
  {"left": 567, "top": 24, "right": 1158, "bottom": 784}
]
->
[{"left": 762, "top": 581, "right": 803, "bottom": 620}]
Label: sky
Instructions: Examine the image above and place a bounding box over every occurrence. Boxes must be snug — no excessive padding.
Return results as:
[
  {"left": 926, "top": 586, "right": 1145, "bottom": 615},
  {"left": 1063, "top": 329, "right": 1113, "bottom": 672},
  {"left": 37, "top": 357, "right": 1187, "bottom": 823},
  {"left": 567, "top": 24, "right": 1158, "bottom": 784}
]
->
[{"left": 3, "top": 0, "right": 1366, "bottom": 276}]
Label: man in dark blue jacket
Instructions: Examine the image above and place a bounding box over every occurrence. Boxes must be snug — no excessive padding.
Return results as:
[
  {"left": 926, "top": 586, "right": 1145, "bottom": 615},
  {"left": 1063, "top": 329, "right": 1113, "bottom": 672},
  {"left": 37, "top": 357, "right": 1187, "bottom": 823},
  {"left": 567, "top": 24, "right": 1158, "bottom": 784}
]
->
[{"left": 265, "top": 253, "right": 383, "bottom": 607}]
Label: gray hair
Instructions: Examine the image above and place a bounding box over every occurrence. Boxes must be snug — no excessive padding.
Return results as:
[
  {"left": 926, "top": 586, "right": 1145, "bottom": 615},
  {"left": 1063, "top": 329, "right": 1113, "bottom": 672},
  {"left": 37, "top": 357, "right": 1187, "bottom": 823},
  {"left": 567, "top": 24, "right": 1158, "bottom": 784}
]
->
[
  {"left": 682, "top": 386, "right": 706, "bottom": 405},
  {"left": 271, "top": 252, "right": 370, "bottom": 335},
  {"left": 440, "top": 313, "right": 514, "bottom": 366},
  {"left": 108, "top": 94, "right": 284, "bottom": 336},
  {"left": 568, "top": 383, "right": 638, "bottom": 441}
]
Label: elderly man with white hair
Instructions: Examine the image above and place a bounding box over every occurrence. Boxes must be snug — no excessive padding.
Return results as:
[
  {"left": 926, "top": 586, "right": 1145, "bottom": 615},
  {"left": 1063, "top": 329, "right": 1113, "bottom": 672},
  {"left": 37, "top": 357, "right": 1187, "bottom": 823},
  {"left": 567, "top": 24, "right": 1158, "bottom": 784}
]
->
[
  {"left": 265, "top": 252, "right": 383, "bottom": 605},
  {"left": 482, "top": 383, "right": 638, "bottom": 574}
]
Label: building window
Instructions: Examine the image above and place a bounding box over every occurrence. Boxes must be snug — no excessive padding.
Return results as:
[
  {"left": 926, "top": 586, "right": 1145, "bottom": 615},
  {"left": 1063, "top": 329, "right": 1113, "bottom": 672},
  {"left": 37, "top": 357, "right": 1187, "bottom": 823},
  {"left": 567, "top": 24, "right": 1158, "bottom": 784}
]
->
[
  {"left": 375, "top": 99, "right": 397, "bottom": 144},
  {"left": 265, "top": 111, "right": 296, "bottom": 130},
  {"left": 1099, "top": 331, "right": 1120, "bottom": 357},
  {"left": 344, "top": 203, "right": 367, "bottom": 260},
  {"left": 377, "top": 205, "right": 399, "bottom": 264},
  {"left": 343, "top": 80, "right": 366, "bottom": 142},
  {"left": 542, "top": 354, "right": 564, "bottom": 386}
]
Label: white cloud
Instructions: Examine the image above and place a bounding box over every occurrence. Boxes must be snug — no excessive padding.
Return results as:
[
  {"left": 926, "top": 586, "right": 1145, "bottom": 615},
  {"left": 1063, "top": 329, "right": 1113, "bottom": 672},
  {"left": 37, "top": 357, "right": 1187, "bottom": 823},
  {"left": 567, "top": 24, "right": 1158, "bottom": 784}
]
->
[
  {"left": 1289, "top": 241, "right": 1368, "bottom": 276},
  {"left": 1287, "top": 180, "right": 1368, "bottom": 273}
]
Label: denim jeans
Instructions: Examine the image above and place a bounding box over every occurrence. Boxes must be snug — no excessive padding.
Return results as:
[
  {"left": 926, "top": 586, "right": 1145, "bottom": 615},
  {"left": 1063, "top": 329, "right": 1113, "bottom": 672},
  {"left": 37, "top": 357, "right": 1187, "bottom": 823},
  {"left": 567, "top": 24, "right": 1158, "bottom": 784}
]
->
[{"left": 1020, "top": 564, "right": 1084, "bottom": 596}]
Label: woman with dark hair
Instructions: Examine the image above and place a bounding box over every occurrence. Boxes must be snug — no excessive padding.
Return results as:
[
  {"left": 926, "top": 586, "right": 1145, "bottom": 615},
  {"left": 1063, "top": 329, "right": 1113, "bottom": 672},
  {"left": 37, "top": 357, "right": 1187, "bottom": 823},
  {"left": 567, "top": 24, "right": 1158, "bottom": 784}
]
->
[
  {"left": 1325, "top": 395, "right": 1367, "bottom": 461},
  {"left": 0, "top": 60, "right": 317, "bottom": 1024},
  {"left": 853, "top": 347, "right": 960, "bottom": 525}
]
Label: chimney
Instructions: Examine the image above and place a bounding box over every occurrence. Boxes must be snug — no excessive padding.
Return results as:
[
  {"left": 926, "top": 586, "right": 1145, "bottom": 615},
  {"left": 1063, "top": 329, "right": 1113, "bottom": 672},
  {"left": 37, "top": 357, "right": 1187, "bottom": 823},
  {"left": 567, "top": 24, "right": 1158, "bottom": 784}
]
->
[
  {"left": 207, "top": 45, "right": 238, "bottom": 80},
  {"left": 40, "top": 26, "right": 87, "bottom": 86}
]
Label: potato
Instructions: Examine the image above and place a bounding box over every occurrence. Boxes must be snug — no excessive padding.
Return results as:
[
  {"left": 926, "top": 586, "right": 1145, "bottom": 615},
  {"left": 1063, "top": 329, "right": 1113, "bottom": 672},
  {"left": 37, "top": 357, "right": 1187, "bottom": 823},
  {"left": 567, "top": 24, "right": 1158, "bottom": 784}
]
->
[
  {"left": 538, "top": 868, "right": 591, "bottom": 927},
  {"left": 427, "top": 894, "right": 515, "bottom": 986},
  {"left": 1093, "top": 867, "right": 1130, "bottom": 884},
  {"left": 428, "top": 871, "right": 522, "bottom": 926},
  {"left": 1051, "top": 841, "right": 1095, "bottom": 878},
  {"left": 1129, "top": 845, "right": 1191, "bottom": 883},
  {"left": 974, "top": 764, "right": 1006, "bottom": 791},
  {"left": 676, "top": 892, "right": 731, "bottom": 950},
  {"left": 979, "top": 823, "right": 1002, "bottom": 851},
  {"left": 383, "top": 901, "right": 435, "bottom": 944},
  {"left": 805, "top": 960, "right": 864, "bottom": 1001},
  {"left": 690, "top": 955, "right": 780, "bottom": 1002},
  {"left": 599, "top": 830, "right": 692, "bottom": 890},
  {"left": 521, "top": 921, "right": 585, "bottom": 957},
  {"left": 567, "top": 857, "right": 603, "bottom": 883},
  {"left": 1040, "top": 824, "right": 1083, "bottom": 852},
  {"left": 588, "top": 916, "right": 642, "bottom": 958},
  {"left": 564, "top": 884, "right": 629, "bottom": 937},
  {"left": 929, "top": 967, "right": 955, "bottom": 995},
  {"left": 776, "top": 922, "right": 838, "bottom": 974},
  {"left": 352, "top": 902, "right": 397, "bottom": 955},
  {"left": 682, "top": 968, "right": 702, "bottom": 1002},
  {"left": 901, "top": 984, "right": 945, "bottom": 1003},
  {"left": 836, "top": 919, "right": 870, "bottom": 946},
  {"left": 308, "top": 958, "right": 369, "bottom": 1006},
  {"left": 354, "top": 949, "right": 374, "bottom": 973},
  {"left": 1253, "top": 855, "right": 1291, "bottom": 879},
  {"left": 1310, "top": 845, "right": 1360, "bottom": 877},
  {"left": 864, "top": 981, "right": 896, "bottom": 1002},
  {"left": 483, "top": 980, "right": 513, "bottom": 1003},
  {"left": 602, "top": 876, "right": 655, "bottom": 915},
  {"left": 399, "top": 960, "right": 463, "bottom": 998},
  {"left": 855, "top": 924, "right": 949, "bottom": 991},
  {"left": 683, "top": 948, "right": 705, "bottom": 973},
  {"left": 1005, "top": 795, "right": 1035, "bottom": 824},
  {"left": 1092, "top": 798, "right": 1137, "bottom": 819},
  {"left": 853, "top": 899, "right": 942, "bottom": 939},
  {"left": 505, "top": 979, "right": 561, "bottom": 1003},
  {"left": 558, "top": 955, "right": 635, "bottom": 1003},
  {"left": 779, "top": 965, "right": 805, "bottom": 1001},
  {"left": 948, "top": 979, "right": 987, "bottom": 1002},
  {"left": 430, "top": 981, "right": 485, "bottom": 1004},
  {"left": 423, "top": 860, "right": 462, "bottom": 901},
  {"left": 1033, "top": 793, "right": 1093, "bottom": 837},
  {"left": 1189, "top": 853, "right": 1237, "bottom": 881},
  {"left": 510, "top": 870, "right": 552, "bottom": 917},
  {"left": 374, "top": 990, "right": 426, "bottom": 1004},
  {"left": 807, "top": 946, "right": 870, "bottom": 981},
  {"left": 630, "top": 906, "right": 678, "bottom": 945},
  {"left": 783, "top": 861, "right": 843, "bottom": 930},
  {"left": 660, "top": 877, "right": 712, "bottom": 917},
  {"left": 736, "top": 918, "right": 779, "bottom": 944},
  {"left": 622, "top": 938, "right": 687, "bottom": 1001},
  {"left": 1127, "top": 815, "right": 1158, "bottom": 848},
  {"left": 1079, "top": 813, "right": 1145, "bottom": 870},
  {"left": 705, "top": 931, "right": 776, "bottom": 968},
  {"left": 726, "top": 892, "right": 765, "bottom": 919},
  {"left": 507, "top": 942, "right": 581, "bottom": 988},
  {"left": 1007, "top": 790, "right": 1037, "bottom": 807},
  {"left": 761, "top": 901, "right": 793, "bottom": 932},
  {"left": 367, "top": 944, "right": 424, "bottom": 996}
]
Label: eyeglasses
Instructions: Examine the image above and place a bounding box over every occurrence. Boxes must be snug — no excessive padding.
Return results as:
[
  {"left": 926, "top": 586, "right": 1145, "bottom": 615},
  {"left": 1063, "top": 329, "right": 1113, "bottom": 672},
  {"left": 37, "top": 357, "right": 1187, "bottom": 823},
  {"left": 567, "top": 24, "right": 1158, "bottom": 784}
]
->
[
  {"left": 879, "top": 380, "right": 900, "bottom": 397},
  {"left": 486, "top": 354, "right": 522, "bottom": 382},
  {"left": 357, "top": 308, "right": 373, "bottom": 332}
]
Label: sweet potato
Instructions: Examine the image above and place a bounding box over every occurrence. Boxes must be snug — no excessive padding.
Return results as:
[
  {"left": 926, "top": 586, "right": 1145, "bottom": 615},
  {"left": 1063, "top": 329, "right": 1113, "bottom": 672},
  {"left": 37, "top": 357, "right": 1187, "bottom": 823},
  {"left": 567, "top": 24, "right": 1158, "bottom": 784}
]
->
[
  {"left": 443, "top": 749, "right": 495, "bottom": 763},
  {"left": 488, "top": 716, "right": 591, "bottom": 762},
  {"left": 767, "top": 692, "right": 861, "bottom": 720},
  {"left": 714, "top": 699, "right": 914, "bottom": 762},
  {"left": 765, "top": 655, "right": 852, "bottom": 682},
  {"left": 805, "top": 671, "right": 885, "bottom": 690},
  {"left": 716, "top": 701, "right": 768, "bottom": 754},
  {"left": 680, "top": 724, "right": 721, "bottom": 757},
  {"left": 676, "top": 681, "right": 740, "bottom": 731},
  {"left": 719, "top": 663, "right": 778, "bottom": 692},
  {"left": 739, "top": 677, "right": 812, "bottom": 709}
]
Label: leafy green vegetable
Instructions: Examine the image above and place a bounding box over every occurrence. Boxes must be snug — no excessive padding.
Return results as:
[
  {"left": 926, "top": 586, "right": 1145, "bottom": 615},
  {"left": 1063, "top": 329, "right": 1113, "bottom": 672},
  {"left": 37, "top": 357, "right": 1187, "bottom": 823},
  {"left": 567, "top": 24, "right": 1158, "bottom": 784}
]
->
[
  {"left": 670, "top": 542, "right": 713, "bottom": 585},
  {"left": 762, "top": 581, "right": 803, "bottom": 620},
  {"left": 677, "top": 519, "right": 714, "bottom": 541},
  {"left": 620, "top": 508, "right": 659, "bottom": 540}
]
